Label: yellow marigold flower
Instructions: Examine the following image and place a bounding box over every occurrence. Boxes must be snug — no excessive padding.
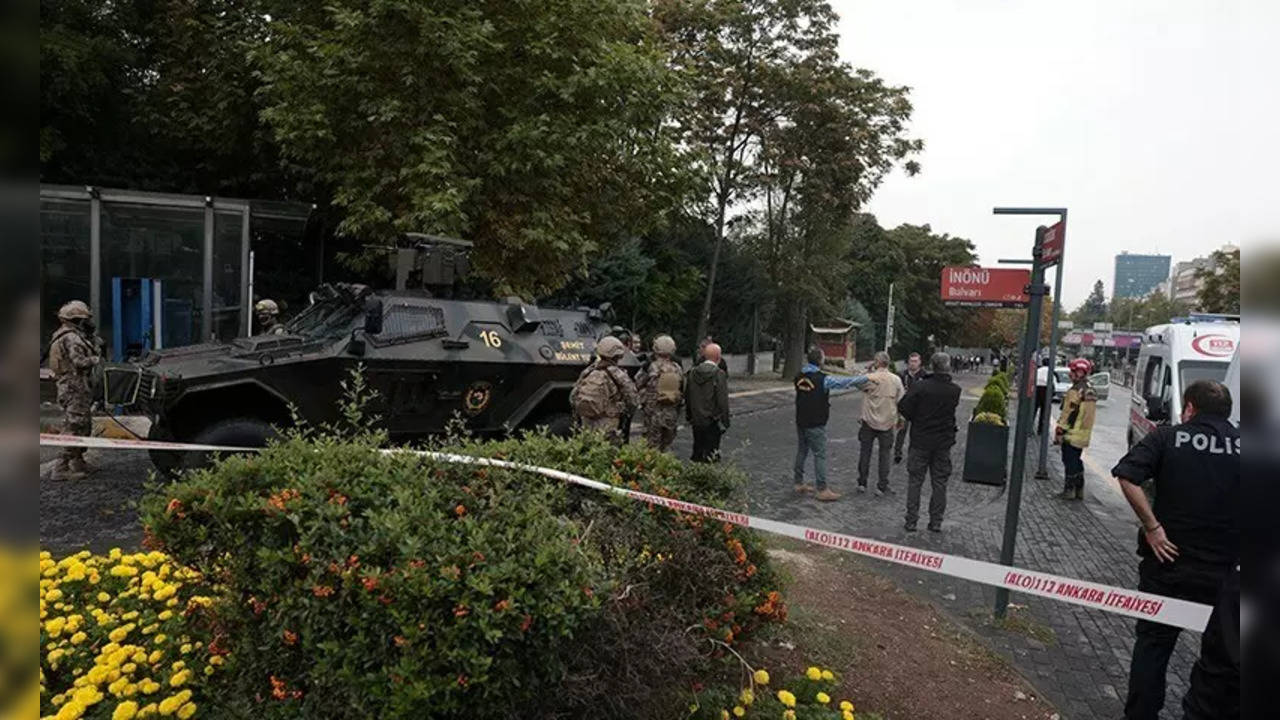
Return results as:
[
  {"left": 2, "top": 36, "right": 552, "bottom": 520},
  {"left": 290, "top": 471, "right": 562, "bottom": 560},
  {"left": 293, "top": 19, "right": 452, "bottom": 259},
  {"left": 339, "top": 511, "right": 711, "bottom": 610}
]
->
[
  {"left": 139, "top": 703, "right": 158, "bottom": 718},
  {"left": 816, "top": 691, "right": 830, "bottom": 704},
  {"left": 721, "top": 710, "right": 730, "bottom": 720},
  {"left": 55, "top": 699, "right": 87, "bottom": 720},
  {"left": 69, "top": 631, "right": 88, "bottom": 645},
  {"left": 153, "top": 634, "right": 167, "bottom": 645},
  {"left": 157, "top": 695, "right": 184, "bottom": 715},
  {"left": 148, "top": 650, "right": 163, "bottom": 665},
  {"left": 821, "top": 669, "right": 834, "bottom": 681},
  {"left": 176, "top": 702, "right": 197, "bottom": 719},
  {"left": 733, "top": 707, "right": 746, "bottom": 717},
  {"left": 179, "top": 644, "right": 192, "bottom": 654},
  {"left": 207, "top": 655, "right": 223, "bottom": 666},
  {"left": 776, "top": 690, "right": 796, "bottom": 708},
  {"left": 140, "top": 680, "right": 160, "bottom": 695},
  {"left": 47, "top": 588, "right": 65, "bottom": 601},
  {"left": 841, "top": 711, "right": 854, "bottom": 720},
  {"left": 110, "top": 565, "right": 138, "bottom": 577},
  {"left": 839, "top": 700, "right": 854, "bottom": 712},
  {"left": 753, "top": 669, "right": 769, "bottom": 685},
  {"left": 46, "top": 616, "right": 67, "bottom": 636},
  {"left": 109, "top": 625, "right": 134, "bottom": 643},
  {"left": 132, "top": 651, "right": 147, "bottom": 664},
  {"left": 157, "top": 610, "right": 174, "bottom": 621},
  {"left": 171, "top": 661, "right": 185, "bottom": 672},
  {"left": 806, "top": 666, "right": 822, "bottom": 681},
  {"left": 783, "top": 711, "right": 795, "bottom": 720},
  {"left": 169, "top": 669, "right": 191, "bottom": 687},
  {"left": 740, "top": 687, "right": 754, "bottom": 705},
  {"left": 203, "top": 666, "right": 214, "bottom": 676}
]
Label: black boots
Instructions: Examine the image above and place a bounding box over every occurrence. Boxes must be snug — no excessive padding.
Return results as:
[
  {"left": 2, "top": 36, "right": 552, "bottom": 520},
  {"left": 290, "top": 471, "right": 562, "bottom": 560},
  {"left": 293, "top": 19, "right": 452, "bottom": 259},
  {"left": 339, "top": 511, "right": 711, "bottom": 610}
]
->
[{"left": 1054, "top": 473, "right": 1084, "bottom": 501}]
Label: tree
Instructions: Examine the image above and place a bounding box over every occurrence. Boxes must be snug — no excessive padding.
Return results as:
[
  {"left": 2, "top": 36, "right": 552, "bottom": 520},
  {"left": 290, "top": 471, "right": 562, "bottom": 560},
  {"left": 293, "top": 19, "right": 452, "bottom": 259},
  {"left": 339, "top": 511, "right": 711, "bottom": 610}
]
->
[
  {"left": 879, "top": 223, "right": 976, "bottom": 355},
  {"left": 41, "top": 0, "right": 293, "bottom": 198},
  {"left": 254, "top": 0, "right": 690, "bottom": 297},
  {"left": 1071, "top": 280, "right": 1108, "bottom": 326},
  {"left": 1196, "top": 248, "right": 1240, "bottom": 314},
  {"left": 1107, "top": 291, "right": 1190, "bottom": 331},
  {"left": 655, "top": 0, "right": 921, "bottom": 341}
]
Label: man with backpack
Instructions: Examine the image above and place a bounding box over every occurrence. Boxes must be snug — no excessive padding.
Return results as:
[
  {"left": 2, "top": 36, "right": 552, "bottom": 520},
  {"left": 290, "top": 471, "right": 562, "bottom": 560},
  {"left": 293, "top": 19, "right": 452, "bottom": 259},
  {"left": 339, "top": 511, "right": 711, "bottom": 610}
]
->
[
  {"left": 795, "top": 347, "right": 872, "bottom": 501},
  {"left": 633, "top": 334, "right": 684, "bottom": 452},
  {"left": 570, "top": 335, "right": 638, "bottom": 445}
]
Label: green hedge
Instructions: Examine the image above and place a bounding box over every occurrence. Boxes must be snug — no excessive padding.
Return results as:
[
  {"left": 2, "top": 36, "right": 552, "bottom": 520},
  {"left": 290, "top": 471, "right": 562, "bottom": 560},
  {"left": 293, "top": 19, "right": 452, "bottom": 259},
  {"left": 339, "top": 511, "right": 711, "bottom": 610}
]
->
[{"left": 142, "top": 430, "right": 782, "bottom": 719}]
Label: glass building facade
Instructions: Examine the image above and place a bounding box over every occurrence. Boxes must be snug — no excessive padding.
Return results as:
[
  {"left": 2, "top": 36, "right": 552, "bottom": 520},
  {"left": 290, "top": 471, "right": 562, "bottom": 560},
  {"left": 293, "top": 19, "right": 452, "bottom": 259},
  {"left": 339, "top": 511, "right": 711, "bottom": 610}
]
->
[
  {"left": 1113, "top": 253, "right": 1171, "bottom": 299},
  {"left": 40, "top": 185, "right": 314, "bottom": 360}
]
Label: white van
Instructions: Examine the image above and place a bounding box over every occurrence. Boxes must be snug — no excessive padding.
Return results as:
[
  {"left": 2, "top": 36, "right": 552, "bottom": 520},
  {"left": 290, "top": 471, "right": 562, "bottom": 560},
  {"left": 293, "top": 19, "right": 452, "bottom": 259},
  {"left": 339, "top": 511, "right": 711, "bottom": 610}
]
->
[{"left": 1128, "top": 316, "right": 1239, "bottom": 447}]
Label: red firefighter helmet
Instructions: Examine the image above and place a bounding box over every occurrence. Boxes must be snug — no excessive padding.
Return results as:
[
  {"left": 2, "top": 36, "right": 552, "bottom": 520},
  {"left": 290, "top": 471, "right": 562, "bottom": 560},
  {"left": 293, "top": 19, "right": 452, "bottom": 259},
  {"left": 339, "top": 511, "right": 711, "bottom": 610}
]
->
[{"left": 1068, "top": 358, "right": 1094, "bottom": 376}]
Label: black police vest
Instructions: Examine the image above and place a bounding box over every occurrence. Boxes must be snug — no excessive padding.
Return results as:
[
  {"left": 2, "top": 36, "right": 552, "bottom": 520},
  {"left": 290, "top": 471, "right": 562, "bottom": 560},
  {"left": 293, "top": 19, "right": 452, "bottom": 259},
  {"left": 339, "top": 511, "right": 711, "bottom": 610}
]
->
[{"left": 795, "top": 370, "right": 829, "bottom": 428}]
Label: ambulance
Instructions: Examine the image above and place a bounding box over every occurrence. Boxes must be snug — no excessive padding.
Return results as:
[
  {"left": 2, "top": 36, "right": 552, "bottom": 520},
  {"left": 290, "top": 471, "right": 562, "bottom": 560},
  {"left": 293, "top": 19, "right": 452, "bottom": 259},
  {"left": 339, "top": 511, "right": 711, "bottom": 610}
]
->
[{"left": 1128, "top": 314, "right": 1239, "bottom": 448}]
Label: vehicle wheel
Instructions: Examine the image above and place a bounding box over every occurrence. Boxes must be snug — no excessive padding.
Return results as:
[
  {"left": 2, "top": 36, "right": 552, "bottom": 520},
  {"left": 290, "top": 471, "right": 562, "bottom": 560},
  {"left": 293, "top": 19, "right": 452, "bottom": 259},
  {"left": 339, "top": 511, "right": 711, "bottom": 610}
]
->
[
  {"left": 147, "top": 426, "right": 184, "bottom": 479},
  {"left": 180, "top": 418, "right": 277, "bottom": 473}
]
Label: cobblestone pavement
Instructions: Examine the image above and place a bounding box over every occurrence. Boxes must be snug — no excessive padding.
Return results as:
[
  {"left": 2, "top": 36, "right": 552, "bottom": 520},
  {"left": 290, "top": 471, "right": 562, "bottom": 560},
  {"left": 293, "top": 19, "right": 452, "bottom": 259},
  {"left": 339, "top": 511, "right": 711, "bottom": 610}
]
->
[{"left": 672, "top": 373, "right": 1198, "bottom": 720}]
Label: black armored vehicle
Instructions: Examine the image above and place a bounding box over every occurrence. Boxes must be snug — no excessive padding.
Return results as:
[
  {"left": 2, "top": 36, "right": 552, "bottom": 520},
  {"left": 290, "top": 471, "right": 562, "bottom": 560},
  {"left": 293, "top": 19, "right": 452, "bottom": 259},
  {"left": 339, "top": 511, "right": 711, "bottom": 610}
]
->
[{"left": 104, "top": 236, "right": 628, "bottom": 472}]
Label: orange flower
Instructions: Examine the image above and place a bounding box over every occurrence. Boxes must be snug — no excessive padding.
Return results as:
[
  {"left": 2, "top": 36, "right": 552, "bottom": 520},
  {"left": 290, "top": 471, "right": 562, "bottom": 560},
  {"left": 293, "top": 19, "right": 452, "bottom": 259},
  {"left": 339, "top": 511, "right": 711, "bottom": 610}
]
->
[
  {"left": 745, "top": 564, "right": 757, "bottom": 578},
  {"left": 454, "top": 504, "right": 467, "bottom": 517},
  {"left": 270, "top": 675, "right": 288, "bottom": 700},
  {"left": 453, "top": 604, "right": 470, "bottom": 618},
  {"left": 312, "top": 585, "right": 334, "bottom": 598},
  {"left": 346, "top": 554, "right": 360, "bottom": 568},
  {"left": 393, "top": 635, "right": 408, "bottom": 648},
  {"left": 520, "top": 614, "right": 533, "bottom": 632},
  {"left": 165, "top": 498, "right": 184, "bottom": 516},
  {"left": 282, "top": 629, "right": 298, "bottom": 645},
  {"left": 493, "top": 598, "right": 511, "bottom": 613},
  {"left": 362, "top": 576, "right": 379, "bottom": 592}
]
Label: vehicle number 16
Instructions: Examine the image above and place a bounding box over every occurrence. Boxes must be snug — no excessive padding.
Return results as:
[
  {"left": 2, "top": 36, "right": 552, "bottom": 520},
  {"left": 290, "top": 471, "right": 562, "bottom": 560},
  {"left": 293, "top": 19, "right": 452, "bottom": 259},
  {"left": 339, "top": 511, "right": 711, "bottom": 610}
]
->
[{"left": 479, "top": 329, "right": 503, "bottom": 348}]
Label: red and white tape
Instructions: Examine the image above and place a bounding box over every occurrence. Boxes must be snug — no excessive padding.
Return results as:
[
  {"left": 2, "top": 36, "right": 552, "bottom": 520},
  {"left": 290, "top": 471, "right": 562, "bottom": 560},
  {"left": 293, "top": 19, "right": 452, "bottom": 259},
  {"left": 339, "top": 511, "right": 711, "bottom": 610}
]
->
[{"left": 40, "top": 433, "right": 1212, "bottom": 631}]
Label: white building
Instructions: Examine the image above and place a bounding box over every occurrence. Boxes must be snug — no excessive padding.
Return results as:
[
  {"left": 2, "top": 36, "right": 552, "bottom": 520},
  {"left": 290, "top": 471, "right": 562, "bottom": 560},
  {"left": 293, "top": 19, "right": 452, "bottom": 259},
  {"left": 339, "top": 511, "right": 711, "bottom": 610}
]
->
[{"left": 1168, "top": 244, "right": 1237, "bottom": 307}]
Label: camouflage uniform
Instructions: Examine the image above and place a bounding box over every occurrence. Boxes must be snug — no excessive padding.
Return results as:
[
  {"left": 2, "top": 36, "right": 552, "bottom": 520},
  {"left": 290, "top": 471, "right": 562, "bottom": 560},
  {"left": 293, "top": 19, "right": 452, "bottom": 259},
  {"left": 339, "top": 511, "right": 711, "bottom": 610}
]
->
[
  {"left": 48, "top": 303, "right": 99, "bottom": 478},
  {"left": 570, "top": 336, "right": 638, "bottom": 445},
  {"left": 634, "top": 355, "right": 683, "bottom": 451}
]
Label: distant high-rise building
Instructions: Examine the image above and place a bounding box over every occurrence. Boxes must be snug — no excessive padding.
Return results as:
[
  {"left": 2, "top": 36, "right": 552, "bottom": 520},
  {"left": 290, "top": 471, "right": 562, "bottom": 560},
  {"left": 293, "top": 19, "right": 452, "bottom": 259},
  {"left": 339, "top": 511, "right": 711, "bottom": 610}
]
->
[
  {"left": 1113, "top": 253, "right": 1171, "bottom": 299},
  {"left": 1169, "top": 243, "right": 1238, "bottom": 307}
]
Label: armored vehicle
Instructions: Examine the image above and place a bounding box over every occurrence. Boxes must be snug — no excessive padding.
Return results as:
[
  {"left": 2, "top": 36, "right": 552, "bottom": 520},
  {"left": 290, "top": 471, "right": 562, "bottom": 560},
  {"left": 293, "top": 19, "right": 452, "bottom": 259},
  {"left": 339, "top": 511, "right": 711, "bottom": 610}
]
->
[{"left": 103, "top": 236, "right": 632, "bottom": 473}]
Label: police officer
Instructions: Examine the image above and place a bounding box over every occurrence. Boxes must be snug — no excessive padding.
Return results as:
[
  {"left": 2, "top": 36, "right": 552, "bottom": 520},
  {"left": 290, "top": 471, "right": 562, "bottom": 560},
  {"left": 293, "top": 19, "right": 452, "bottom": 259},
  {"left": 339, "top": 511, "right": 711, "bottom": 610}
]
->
[
  {"left": 255, "top": 299, "right": 286, "bottom": 335},
  {"left": 570, "top": 335, "right": 638, "bottom": 445},
  {"left": 1054, "top": 357, "right": 1097, "bottom": 500},
  {"left": 1111, "top": 379, "right": 1239, "bottom": 720},
  {"left": 633, "top": 334, "right": 683, "bottom": 452},
  {"left": 47, "top": 300, "right": 100, "bottom": 481}
]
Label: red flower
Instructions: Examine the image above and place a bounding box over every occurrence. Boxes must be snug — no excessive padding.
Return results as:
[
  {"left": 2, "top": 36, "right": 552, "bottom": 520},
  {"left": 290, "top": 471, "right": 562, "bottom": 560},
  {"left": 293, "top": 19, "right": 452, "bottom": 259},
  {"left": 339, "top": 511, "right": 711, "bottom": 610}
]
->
[
  {"left": 457, "top": 674, "right": 469, "bottom": 687},
  {"left": 312, "top": 585, "right": 334, "bottom": 598},
  {"left": 346, "top": 554, "right": 360, "bottom": 569},
  {"left": 453, "top": 604, "right": 470, "bottom": 618},
  {"left": 493, "top": 598, "right": 511, "bottom": 613},
  {"left": 520, "top": 614, "right": 533, "bottom": 632},
  {"left": 282, "top": 629, "right": 298, "bottom": 646},
  {"left": 362, "top": 576, "right": 379, "bottom": 592}
]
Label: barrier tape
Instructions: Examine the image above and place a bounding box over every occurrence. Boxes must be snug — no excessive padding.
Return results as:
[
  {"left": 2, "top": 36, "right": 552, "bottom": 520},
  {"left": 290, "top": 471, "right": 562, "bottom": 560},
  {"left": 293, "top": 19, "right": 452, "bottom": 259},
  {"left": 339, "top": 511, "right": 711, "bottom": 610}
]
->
[{"left": 41, "top": 433, "right": 1212, "bottom": 631}]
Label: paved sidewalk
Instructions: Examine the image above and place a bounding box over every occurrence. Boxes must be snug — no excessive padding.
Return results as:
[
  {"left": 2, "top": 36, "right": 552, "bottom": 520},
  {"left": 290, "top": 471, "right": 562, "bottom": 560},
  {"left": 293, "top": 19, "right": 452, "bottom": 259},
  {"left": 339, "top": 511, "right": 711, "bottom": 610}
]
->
[{"left": 673, "top": 373, "right": 1199, "bottom": 719}]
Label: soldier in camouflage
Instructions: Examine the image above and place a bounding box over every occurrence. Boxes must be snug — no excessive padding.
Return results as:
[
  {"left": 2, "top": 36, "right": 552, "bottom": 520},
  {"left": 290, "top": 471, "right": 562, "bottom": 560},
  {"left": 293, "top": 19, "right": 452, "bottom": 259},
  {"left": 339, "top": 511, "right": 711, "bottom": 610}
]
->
[
  {"left": 47, "top": 300, "right": 100, "bottom": 480},
  {"left": 633, "top": 334, "right": 683, "bottom": 452},
  {"left": 570, "top": 335, "right": 638, "bottom": 445},
  {"left": 255, "top": 299, "right": 287, "bottom": 335}
]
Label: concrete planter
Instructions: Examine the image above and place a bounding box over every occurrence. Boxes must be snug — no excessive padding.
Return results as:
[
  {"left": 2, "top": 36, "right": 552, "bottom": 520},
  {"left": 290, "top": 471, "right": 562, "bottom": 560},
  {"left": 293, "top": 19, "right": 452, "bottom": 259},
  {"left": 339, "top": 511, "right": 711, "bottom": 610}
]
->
[{"left": 962, "top": 421, "right": 1009, "bottom": 486}]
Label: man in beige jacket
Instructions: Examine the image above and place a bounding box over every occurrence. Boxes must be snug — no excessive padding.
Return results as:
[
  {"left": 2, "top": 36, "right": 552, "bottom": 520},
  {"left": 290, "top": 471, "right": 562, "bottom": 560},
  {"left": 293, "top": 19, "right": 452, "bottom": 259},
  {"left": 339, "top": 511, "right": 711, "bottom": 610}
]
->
[{"left": 857, "top": 351, "right": 905, "bottom": 495}]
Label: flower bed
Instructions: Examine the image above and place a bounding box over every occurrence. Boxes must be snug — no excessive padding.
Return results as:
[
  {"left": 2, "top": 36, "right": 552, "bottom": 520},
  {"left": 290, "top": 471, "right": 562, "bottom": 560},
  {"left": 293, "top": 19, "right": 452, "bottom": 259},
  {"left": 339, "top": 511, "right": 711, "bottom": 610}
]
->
[
  {"left": 687, "top": 665, "right": 879, "bottom": 720},
  {"left": 39, "top": 550, "right": 220, "bottom": 720}
]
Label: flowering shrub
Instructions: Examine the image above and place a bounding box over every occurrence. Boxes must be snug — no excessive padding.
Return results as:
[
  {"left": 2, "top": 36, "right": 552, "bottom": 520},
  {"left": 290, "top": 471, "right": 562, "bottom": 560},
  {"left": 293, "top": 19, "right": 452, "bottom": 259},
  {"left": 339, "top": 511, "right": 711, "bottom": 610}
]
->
[
  {"left": 140, "top": 428, "right": 782, "bottom": 719},
  {"left": 39, "top": 550, "right": 220, "bottom": 720},
  {"left": 685, "top": 665, "right": 883, "bottom": 720}
]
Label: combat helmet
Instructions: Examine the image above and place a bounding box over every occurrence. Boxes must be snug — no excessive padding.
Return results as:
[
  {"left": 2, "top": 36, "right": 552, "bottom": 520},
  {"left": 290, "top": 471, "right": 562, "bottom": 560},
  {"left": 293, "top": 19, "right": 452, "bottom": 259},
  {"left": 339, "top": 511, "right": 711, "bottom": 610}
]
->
[
  {"left": 595, "top": 335, "right": 626, "bottom": 360},
  {"left": 652, "top": 334, "right": 676, "bottom": 355},
  {"left": 254, "top": 299, "right": 280, "bottom": 316},
  {"left": 58, "top": 300, "right": 91, "bottom": 321}
]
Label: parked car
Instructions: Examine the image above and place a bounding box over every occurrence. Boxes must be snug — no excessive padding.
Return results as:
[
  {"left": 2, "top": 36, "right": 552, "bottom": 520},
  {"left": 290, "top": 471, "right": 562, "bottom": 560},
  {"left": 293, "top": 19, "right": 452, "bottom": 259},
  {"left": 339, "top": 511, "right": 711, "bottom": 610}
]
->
[{"left": 1052, "top": 367, "right": 1110, "bottom": 403}]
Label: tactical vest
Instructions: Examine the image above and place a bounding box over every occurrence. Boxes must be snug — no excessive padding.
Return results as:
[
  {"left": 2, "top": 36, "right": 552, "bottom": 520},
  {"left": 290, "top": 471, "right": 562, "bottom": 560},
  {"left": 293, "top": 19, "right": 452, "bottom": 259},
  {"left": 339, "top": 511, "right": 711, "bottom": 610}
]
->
[{"left": 794, "top": 370, "right": 829, "bottom": 428}]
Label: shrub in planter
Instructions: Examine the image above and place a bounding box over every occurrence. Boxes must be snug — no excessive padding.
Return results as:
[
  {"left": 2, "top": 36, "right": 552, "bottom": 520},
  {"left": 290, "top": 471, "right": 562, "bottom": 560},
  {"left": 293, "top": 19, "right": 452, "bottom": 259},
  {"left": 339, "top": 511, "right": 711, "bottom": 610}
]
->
[
  {"left": 974, "top": 387, "right": 1008, "bottom": 422},
  {"left": 142, "top": 430, "right": 782, "bottom": 719}
]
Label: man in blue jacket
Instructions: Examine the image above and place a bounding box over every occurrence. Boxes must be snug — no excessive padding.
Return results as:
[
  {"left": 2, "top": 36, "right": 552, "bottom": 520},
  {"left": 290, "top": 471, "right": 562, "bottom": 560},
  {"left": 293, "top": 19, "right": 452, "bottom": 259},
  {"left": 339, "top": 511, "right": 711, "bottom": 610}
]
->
[{"left": 794, "top": 347, "right": 871, "bottom": 501}]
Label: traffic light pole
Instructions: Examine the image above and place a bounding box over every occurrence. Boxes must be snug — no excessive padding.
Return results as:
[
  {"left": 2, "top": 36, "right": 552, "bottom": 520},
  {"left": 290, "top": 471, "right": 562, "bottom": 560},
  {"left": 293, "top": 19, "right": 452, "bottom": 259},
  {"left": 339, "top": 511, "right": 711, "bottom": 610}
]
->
[{"left": 991, "top": 221, "right": 1050, "bottom": 619}]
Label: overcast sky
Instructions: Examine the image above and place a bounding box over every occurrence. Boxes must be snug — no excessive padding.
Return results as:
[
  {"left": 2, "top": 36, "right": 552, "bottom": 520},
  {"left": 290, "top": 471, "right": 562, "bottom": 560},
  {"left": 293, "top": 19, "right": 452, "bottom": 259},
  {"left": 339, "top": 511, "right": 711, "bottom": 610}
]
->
[{"left": 833, "top": 0, "right": 1279, "bottom": 307}]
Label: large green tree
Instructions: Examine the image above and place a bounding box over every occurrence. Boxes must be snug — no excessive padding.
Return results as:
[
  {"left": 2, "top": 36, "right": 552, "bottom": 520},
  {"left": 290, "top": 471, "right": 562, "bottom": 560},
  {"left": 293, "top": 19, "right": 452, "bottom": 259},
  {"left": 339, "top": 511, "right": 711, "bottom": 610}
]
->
[
  {"left": 254, "top": 0, "right": 690, "bottom": 297},
  {"left": 40, "top": 0, "right": 290, "bottom": 197},
  {"left": 1195, "top": 247, "right": 1240, "bottom": 314},
  {"left": 655, "top": 0, "right": 920, "bottom": 341},
  {"left": 1071, "top": 279, "right": 1109, "bottom": 327}
]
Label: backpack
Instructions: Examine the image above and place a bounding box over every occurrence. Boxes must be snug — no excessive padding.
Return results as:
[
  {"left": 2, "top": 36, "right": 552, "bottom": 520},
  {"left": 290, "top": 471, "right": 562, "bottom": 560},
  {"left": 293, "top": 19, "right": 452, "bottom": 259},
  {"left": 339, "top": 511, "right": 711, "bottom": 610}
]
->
[
  {"left": 574, "top": 367, "right": 618, "bottom": 419},
  {"left": 654, "top": 362, "right": 682, "bottom": 405}
]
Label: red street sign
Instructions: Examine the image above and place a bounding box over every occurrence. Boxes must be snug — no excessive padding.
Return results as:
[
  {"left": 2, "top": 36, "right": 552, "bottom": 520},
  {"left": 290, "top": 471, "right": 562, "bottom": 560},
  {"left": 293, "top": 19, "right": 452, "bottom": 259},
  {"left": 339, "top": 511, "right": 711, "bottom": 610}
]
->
[
  {"left": 940, "top": 266, "right": 1031, "bottom": 307},
  {"left": 1041, "top": 221, "right": 1064, "bottom": 266}
]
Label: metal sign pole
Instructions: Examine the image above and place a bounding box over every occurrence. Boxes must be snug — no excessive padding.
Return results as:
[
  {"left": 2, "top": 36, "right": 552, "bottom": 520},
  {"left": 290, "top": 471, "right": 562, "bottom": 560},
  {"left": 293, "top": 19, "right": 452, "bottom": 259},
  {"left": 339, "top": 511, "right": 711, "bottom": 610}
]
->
[
  {"left": 993, "top": 226, "right": 1049, "bottom": 619},
  {"left": 884, "top": 282, "right": 895, "bottom": 352},
  {"left": 1036, "top": 212, "right": 1067, "bottom": 479}
]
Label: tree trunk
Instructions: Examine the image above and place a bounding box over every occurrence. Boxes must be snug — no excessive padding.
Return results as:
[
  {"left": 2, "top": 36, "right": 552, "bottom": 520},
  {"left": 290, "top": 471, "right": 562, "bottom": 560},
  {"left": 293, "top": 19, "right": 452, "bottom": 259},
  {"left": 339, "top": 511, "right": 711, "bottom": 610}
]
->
[
  {"left": 696, "top": 197, "right": 729, "bottom": 342},
  {"left": 781, "top": 299, "right": 807, "bottom": 378}
]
